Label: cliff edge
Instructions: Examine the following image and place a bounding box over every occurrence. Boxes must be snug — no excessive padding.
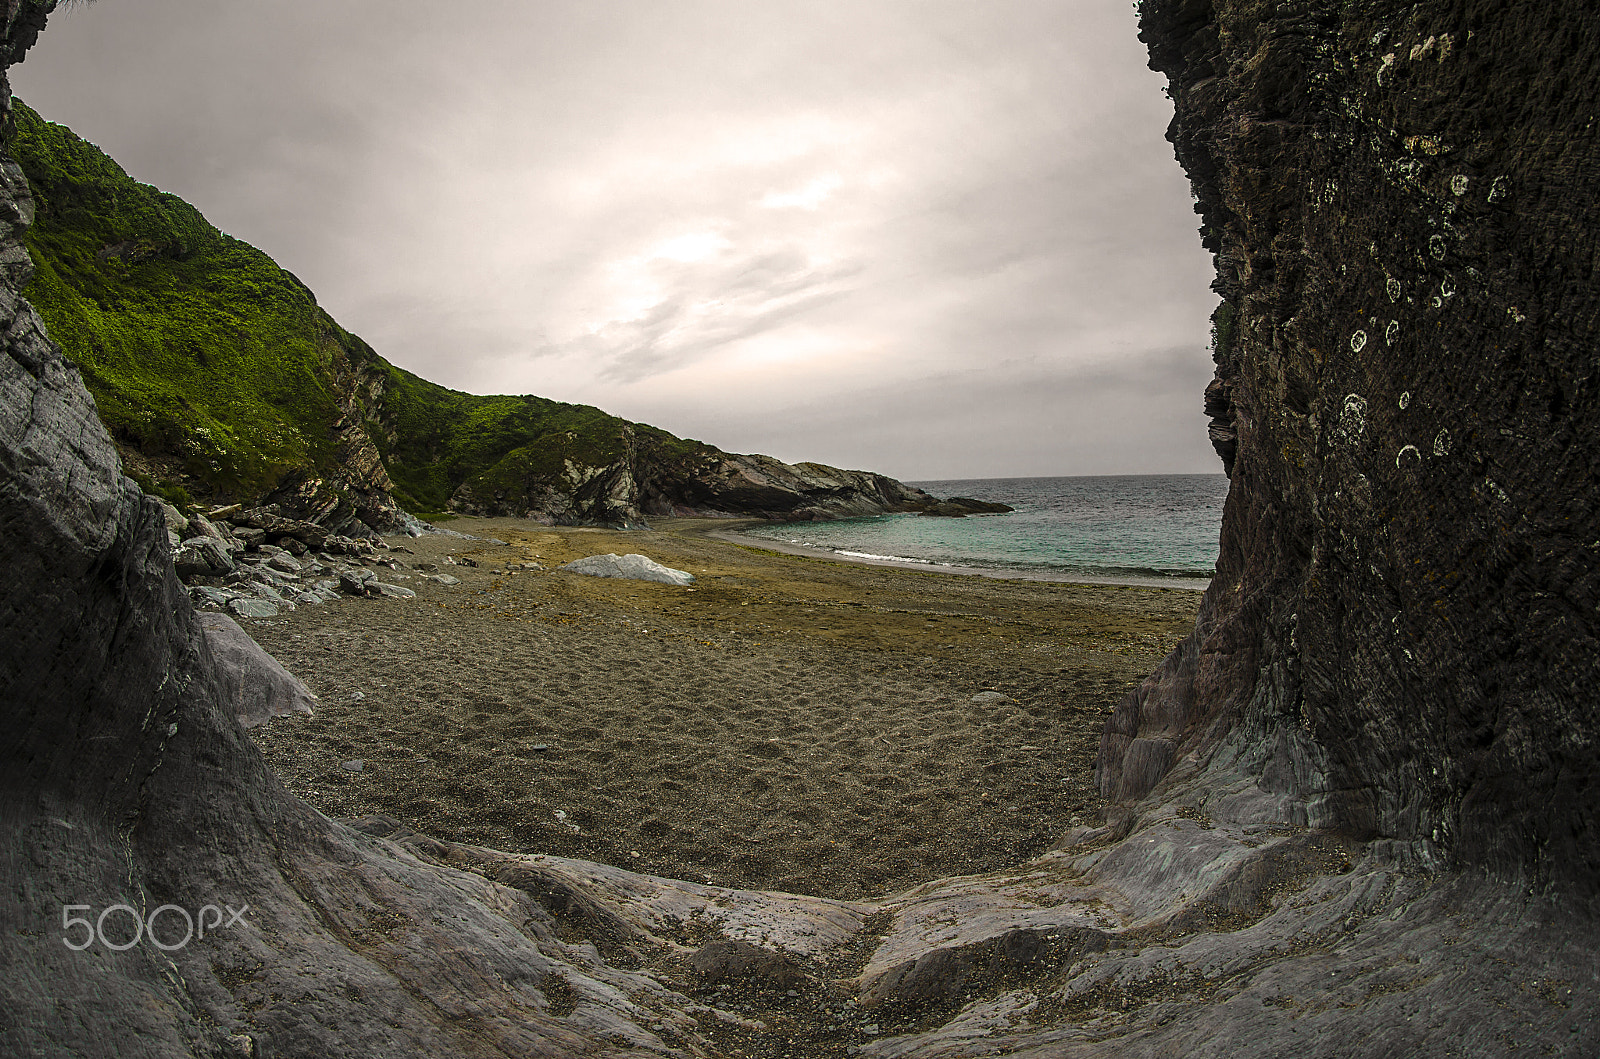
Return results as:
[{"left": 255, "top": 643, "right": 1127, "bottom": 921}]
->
[{"left": 1100, "top": 0, "right": 1600, "bottom": 894}]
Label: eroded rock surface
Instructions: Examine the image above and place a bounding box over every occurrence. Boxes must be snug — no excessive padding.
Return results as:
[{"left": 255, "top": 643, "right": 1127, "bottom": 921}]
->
[{"left": 1100, "top": 0, "right": 1600, "bottom": 890}]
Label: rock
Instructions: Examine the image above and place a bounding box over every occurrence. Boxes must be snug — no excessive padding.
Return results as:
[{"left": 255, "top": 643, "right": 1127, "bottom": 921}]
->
[
  {"left": 188, "top": 585, "right": 236, "bottom": 610},
  {"left": 422, "top": 573, "right": 461, "bottom": 586},
  {"left": 368, "top": 582, "right": 416, "bottom": 599},
  {"left": 198, "top": 613, "right": 317, "bottom": 727},
  {"left": 342, "top": 759, "right": 364, "bottom": 773},
  {"left": 562, "top": 553, "right": 695, "bottom": 586},
  {"left": 265, "top": 551, "right": 302, "bottom": 574},
  {"left": 184, "top": 512, "right": 227, "bottom": 542},
  {"left": 226, "top": 597, "right": 279, "bottom": 619},
  {"left": 232, "top": 525, "right": 266, "bottom": 548},
  {"left": 173, "top": 536, "right": 235, "bottom": 578},
  {"left": 338, "top": 570, "right": 376, "bottom": 595},
  {"left": 157, "top": 499, "right": 188, "bottom": 545},
  {"left": 917, "top": 497, "right": 1015, "bottom": 517},
  {"left": 280, "top": 536, "right": 308, "bottom": 557},
  {"left": 970, "top": 691, "right": 1010, "bottom": 705},
  {"left": 231, "top": 506, "right": 328, "bottom": 549}
]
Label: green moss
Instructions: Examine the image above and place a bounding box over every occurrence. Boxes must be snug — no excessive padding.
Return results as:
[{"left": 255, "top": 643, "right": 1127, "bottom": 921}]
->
[{"left": 13, "top": 101, "right": 353, "bottom": 500}]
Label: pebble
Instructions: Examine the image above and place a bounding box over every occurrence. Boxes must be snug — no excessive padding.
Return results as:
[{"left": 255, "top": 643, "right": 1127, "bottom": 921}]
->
[
  {"left": 342, "top": 760, "right": 364, "bottom": 773},
  {"left": 971, "top": 691, "right": 1010, "bottom": 704}
]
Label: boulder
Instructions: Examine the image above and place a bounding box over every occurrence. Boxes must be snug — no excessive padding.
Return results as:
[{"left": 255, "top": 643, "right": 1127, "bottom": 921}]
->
[
  {"left": 172, "top": 536, "right": 235, "bottom": 578},
  {"left": 197, "top": 613, "right": 316, "bottom": 727},
  {"left": 561, "top": 553, "right": 695, "bottom": 586},
  {"left": 226, "top": 597, "right": 279, "bottom": 619}
]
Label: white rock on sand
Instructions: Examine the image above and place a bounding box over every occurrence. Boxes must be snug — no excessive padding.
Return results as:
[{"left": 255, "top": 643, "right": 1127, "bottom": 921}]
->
[{"left": 562, "top": 553, "right": 695, "bottom": 586}]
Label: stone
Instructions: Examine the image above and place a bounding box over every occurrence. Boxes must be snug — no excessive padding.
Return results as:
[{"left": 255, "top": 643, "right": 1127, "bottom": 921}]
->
[
  {"left": 231, "top": 506, "right": 328, "bottom": 549},
  {"left": 226, "top": 597, "right": 279, "bottom": 619},
  {"left": 265, "top": 551, "right": 302, "bottom": 574},
  {"left": 342, "top": 759, "right": 364, "bottom": 773},
  {"left": 562, "top": 553, "right": 695, "bottom": 586},
  {"left": 198, "top": 613, "right": 317, "bottom": 727},
  {"left": 970, "top": 691, "right": 1010, "bottom": 705},
  {"left": 422, "top": 573, "right": 461, "bottom": 586},
  {"left": 173, "top": 536, "right": 235, "bottom": 578},
  {"left": 188, "top": 585, "right": 236, "bottom": 610},
  {"left": 368, "top": 582, "right": 416, "bottom": 599},
  {"left": 338, "top": 570, "right": 375, "bottom": 595},
  {"left": 184, "top": 512, "right": 227, "bottom": 542}
]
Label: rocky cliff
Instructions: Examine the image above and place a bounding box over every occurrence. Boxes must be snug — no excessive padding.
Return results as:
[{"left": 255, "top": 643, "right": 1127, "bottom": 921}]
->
[
  {"left": 4, "top": 2, "right": 1597, "bottom": 1057},
  {"left": 1098, "top": 0, "right": 1600, "bottom": 896},
  {"left": 11, "top": 104, "right": 934, "bottom": 532}
]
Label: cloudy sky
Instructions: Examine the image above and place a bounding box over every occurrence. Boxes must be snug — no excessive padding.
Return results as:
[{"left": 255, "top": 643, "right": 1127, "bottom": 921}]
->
[{"left": 15, "top": 0, "right": 1217, "bottom": 481}]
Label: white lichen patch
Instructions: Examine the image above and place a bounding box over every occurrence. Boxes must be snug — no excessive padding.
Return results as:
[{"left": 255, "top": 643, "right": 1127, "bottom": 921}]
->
[
  {"left": 1450, "top": 174, "right": 1470, "bottom": 196},
  {"left": 1399, "top": 391, "right": 1411, "bottom": 409},
  {"left": 1377, "top": 53, "right": 1396, "bottom": 86},
  {"left": 1488, "top": 176, "right": 1509, "bottom": 203},
  {"left": 1429, "top": 234, "right": 1447, "bottom": 261},
  {"left": 1351, "top": 330, "right": 1368, "bottom": 353},
  {"left": 1440, "top": 276, "right": 1456, "bottom": 299},
  {"left": 1385, "top": 320, "right": 1400, "bottom": 346},
  {"left": 1403, "top": 135, "right": 1446, "bottom": 156},
  {"left": 1387, "top": 276, "right": 1402, "bottom": 301},
  {"left": 1396, "top": 444, "right": 1421, "bottom": 468},
  {"left": 1433, "top": 429, "right": 1451, "bottom": 457},
  {"left": 1340, "top": 394, "right": 1369, "bottom": 442}
]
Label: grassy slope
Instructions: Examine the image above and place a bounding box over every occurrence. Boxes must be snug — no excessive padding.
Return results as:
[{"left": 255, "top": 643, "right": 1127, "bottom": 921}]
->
[{"left": 11, "top": 101, "right": 721, "bottom": 516}]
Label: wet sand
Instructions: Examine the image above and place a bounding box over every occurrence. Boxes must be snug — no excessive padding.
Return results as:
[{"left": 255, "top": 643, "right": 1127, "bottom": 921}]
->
[{"left": 246, "top": 517, "right": 1203, "bottom": 901}]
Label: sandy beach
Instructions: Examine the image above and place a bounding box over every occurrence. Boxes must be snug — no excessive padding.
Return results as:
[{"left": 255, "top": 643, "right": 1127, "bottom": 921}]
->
[{"left": 247, "top": 517, "right": 1203, "bottom": 901}]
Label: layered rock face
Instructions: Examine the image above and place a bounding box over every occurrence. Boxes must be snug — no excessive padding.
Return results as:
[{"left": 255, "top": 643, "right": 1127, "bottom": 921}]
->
[{"left": 1099, "top": 1, "right": 1600, "bottom": 891}]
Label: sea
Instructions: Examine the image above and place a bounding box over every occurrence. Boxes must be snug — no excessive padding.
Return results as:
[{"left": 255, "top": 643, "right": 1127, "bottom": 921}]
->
[{"left": 737, "top": 474, "right": 1230, "bottom": 588}]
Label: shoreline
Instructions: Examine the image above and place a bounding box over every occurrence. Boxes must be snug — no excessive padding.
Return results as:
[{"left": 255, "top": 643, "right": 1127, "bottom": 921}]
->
[{"left": 691, "top": 521, "right": 1214, "bottom": 592}]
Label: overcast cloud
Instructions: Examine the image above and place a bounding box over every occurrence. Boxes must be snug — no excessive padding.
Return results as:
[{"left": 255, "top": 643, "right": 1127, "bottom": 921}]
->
[{"left": 14, "top": 0, "right": 1218, "bottom": 480}]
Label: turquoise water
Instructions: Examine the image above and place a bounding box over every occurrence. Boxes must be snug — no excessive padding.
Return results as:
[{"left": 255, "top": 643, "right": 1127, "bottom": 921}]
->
[{"left": 740, "top": 474, "right": 1229, "bottom": 584}]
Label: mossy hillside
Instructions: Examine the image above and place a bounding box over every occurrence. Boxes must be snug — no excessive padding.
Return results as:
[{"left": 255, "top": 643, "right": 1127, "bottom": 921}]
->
[
  {"left": 372, "top": 362, "right": 723, "bottom": 516},
  {"left": 12, "top": 100, "right": 369, "bottom": 500},
  {"left": 11, "top": 100, "right": 728, "bottom": 521}
]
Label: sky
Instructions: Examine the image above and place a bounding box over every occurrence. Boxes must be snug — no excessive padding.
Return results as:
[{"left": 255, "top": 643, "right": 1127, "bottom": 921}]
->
[{"left": 13, "top": 0, "right": 1219, "bottom": 482}]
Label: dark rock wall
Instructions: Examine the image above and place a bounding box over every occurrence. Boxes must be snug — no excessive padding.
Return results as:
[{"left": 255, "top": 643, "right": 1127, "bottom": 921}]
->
[{"left": 1101, "top": 0, "right": 1600, "bottom": 892}]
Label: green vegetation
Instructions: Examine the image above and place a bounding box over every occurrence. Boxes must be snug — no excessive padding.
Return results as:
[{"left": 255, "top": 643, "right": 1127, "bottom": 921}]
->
[
  {"left": 1209, "top": 297, "right": 1238, "bottom": 363},
  {"left": 14, "top": 100, "right": 362, "bottom": 499},
  {"left": 10, "top": 100, "right": 723, "bottom": 518}
]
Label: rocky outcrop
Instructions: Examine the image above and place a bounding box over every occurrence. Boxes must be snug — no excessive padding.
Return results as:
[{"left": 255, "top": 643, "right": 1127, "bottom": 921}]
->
[
  {"left": 637, "top": 450, "right": 937, "bottom": 523},
  {"left": 1099, "top": 2, "right": 1600, "bottom": 890},
  {"left": 915, "top": 496, "right": 1015, "bottom": 517}
]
